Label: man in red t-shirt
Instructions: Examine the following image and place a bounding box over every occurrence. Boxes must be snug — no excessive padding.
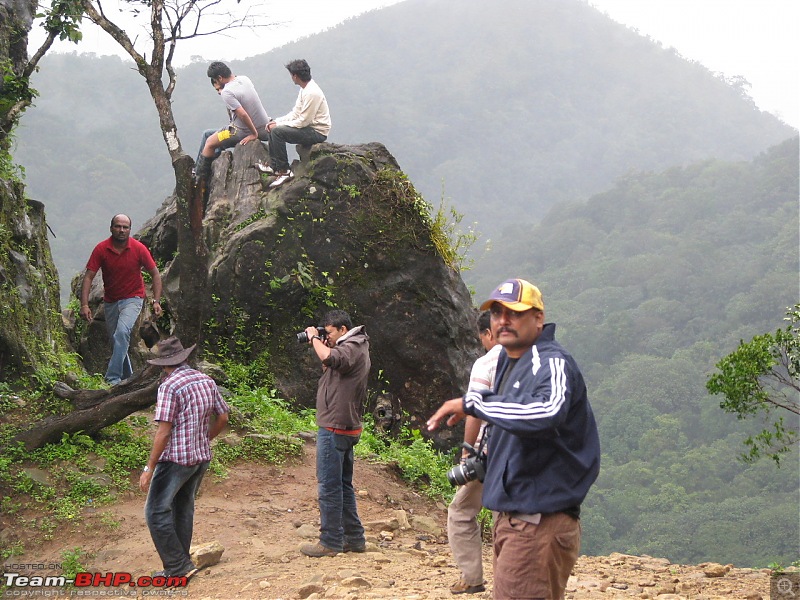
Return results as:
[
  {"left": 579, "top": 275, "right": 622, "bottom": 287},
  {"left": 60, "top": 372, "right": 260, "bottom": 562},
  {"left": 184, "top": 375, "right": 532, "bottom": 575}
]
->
[{"left": 80, "top": 214, "right": 163, "bottom": 385}]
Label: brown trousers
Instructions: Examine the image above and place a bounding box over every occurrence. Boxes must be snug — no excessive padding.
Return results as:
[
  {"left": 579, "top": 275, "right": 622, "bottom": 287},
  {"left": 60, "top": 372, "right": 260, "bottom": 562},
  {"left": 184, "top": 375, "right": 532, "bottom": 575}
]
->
[{"left": 492, "top": 511, "right": 580, "bottom": 599}]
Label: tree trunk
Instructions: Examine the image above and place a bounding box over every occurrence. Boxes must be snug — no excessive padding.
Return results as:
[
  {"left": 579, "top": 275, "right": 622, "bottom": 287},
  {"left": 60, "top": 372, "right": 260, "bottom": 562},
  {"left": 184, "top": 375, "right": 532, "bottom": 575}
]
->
[
  {"left": 172, "top": 155, "right": 210, "bottom": 344},
  {"left": 11, "top": 366, "right": 161, "bottom": 451}
]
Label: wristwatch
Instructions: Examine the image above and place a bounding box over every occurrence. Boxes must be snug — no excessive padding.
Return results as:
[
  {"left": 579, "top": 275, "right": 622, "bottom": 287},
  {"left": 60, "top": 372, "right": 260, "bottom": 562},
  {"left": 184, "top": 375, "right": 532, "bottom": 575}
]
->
[
  {"left": 311, "top": 335, "right": 322, "bottom": 342},
  {"left": 143, "top": 466, "right": 151, "bottom": 473}
]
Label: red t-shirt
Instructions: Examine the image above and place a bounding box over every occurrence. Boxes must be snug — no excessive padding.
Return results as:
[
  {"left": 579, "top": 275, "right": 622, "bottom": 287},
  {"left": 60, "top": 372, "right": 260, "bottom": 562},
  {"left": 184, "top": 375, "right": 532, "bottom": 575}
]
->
[{"left": 86, "top": 237, "right": 157, "bottom": 303}]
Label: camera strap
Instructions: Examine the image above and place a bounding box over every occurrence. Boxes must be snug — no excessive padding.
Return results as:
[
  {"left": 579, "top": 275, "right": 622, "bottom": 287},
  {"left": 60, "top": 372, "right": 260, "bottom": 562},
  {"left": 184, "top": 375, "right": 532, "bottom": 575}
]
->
[{"left": 476, "top": 424, "right": 490, "bottom": 456}]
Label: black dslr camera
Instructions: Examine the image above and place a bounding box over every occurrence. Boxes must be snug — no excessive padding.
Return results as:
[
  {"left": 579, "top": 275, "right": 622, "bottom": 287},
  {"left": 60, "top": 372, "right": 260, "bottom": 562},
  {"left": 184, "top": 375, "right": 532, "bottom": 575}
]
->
[
  {"left": 297, "top": 326, "right": 327, "bottom": 344},
  {"left": 446, "top": 442, "right": 487, "bottom": 486}
]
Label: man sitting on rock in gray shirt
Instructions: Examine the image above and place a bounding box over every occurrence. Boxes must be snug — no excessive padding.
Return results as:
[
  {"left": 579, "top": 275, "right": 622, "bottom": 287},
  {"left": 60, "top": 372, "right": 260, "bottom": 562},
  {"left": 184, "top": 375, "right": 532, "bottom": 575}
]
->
[{"left": 194, "top": 61, "right": 270, "bottom": 181}]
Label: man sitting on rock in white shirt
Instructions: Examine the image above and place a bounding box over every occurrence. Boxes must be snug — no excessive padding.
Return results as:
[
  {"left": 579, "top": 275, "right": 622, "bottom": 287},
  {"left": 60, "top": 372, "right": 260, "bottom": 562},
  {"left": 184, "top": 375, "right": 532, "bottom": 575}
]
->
[{"left": 263, "top": 59, "right": 331, "bottom": 188}]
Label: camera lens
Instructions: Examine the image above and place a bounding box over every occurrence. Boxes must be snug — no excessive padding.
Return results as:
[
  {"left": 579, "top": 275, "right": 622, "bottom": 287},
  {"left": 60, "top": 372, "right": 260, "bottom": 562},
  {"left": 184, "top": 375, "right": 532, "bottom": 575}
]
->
[
  {"left": 298, "top": 327, "right": 327, "bottom": 344},
  {"left": 446, "top": 456, "right": 486, "bottom": 486},
  {"left": 447, "top": 464, "right": 463, "bottom": 486},
  {"left": 447, "top": 463, "right": 472, "bottom": 486}
]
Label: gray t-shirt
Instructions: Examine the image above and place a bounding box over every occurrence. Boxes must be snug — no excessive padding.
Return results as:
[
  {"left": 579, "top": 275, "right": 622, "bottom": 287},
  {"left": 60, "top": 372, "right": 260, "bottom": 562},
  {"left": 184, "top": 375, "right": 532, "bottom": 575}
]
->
[{"left": 220, "top": 75, "right": 270, "bottom": 130}]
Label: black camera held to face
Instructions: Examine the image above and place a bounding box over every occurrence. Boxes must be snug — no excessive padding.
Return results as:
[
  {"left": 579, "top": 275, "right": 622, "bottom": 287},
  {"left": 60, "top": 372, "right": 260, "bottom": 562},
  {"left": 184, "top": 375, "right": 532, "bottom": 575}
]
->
[
  {"left": 297, "top": 326, "right": 328, "bottom": 344},
  {"left": 446, "top": 441, "right": 487, "bottom": 486}
]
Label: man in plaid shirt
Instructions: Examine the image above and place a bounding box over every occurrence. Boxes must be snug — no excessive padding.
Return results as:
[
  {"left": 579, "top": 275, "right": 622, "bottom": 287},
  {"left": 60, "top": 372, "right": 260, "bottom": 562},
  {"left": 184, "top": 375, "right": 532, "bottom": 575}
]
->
[{"left": 139, "top": 337, "right": 230, "bottom": 580}]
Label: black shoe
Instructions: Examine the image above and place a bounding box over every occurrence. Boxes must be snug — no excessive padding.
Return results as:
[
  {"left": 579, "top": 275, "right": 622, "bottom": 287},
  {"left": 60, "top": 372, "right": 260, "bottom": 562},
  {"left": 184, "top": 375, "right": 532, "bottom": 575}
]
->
[{"left": 343, "top": 542, "right": 366, "bottom": 553}]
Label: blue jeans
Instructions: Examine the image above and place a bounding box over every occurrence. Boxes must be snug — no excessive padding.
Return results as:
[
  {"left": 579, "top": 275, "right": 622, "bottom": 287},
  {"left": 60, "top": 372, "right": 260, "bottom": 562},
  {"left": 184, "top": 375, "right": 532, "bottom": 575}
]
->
[
  {"left": 267, "top": 125, "right": 326, "bottom": 172},
  {"left": 316, "top": 427, "right": 365, "bottom": 551},
  {"left": 196, "top": 128, "right": 222, "bottom": 163},
  {"left": 145, "top": 461, "right": 209, "bottom": 576},
  {"left": 103, "top": 296, "right": 143, "bottom": 384}
]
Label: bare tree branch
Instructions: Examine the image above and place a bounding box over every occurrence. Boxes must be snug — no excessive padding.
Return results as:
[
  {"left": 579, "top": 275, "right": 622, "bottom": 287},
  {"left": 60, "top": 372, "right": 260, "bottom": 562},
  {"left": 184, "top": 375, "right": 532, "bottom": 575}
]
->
[
  {"left": 150, "top": 0, "right": 165, "bottom": 72},
  {"left": 81, "top": 0, "right": 145, "bottom": 66},
  {"left": 23, "top": 31, "right": 58, "bottom": 78}
]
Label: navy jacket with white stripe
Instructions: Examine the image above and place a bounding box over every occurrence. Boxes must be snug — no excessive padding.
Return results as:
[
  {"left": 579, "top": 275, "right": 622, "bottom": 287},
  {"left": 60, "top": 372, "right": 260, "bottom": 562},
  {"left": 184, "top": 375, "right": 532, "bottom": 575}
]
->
[{"left": 463, "top": 323, "right": 601, "bottom": 515}]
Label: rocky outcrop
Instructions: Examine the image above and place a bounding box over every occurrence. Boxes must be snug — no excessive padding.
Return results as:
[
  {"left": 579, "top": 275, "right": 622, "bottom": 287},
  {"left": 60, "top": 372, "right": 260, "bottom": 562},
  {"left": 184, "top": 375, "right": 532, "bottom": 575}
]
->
[
  {"left": 135, "top": 141, "right": 481, "bottom": 444},
  {"left": 0, "top": 179, "right": 67, "bottom": 381},
  {"left": 0, "top": 0, "right": 70, "bottom": 379},
  {"left": 0, "top": 0, "right": 35, "bottom": 77}
]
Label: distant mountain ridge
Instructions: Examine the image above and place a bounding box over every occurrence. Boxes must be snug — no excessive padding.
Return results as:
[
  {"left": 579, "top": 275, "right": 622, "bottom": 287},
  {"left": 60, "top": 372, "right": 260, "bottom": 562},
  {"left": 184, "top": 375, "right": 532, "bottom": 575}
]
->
[
  {"left": 7, "top": 0, "right": 799, "bottom": 567},
  {"left": 15, "top": 0, "right": 795, "bottom": 299}
]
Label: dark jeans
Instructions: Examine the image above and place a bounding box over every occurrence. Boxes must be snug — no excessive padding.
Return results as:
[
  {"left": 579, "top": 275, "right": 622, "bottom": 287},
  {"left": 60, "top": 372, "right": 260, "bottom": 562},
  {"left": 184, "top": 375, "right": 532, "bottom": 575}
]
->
[
  {"left": 316, "top": 427, "right": 365, "bottom": 551},
  {"left": 145, "top": 461, "right": 209, "bottom": 576},
  {"left": 196, "top": 126, "right": 270, "bottom": 161},
  {"left": 267, "top": 125, "right": 326, "bottom": 172},
  {"left": 196, "top": 129, "right": 221, "bottom": 163}
]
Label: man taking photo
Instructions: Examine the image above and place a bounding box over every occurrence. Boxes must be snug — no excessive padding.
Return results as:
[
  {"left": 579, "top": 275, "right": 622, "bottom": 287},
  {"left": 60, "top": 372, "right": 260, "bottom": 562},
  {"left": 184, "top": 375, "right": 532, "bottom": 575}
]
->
[{"left": 300, "top": 310, "right": 370, "bottom": 558}]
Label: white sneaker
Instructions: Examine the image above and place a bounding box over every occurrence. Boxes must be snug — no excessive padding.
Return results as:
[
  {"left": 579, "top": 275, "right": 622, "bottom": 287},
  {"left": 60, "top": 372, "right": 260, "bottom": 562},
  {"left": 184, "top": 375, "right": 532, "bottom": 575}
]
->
[
  {"left": 255, "top": 162, "right": 275, "bottom": 174},
  {"left": 269, "top": 170, "right": 294, "bottom": 188}
]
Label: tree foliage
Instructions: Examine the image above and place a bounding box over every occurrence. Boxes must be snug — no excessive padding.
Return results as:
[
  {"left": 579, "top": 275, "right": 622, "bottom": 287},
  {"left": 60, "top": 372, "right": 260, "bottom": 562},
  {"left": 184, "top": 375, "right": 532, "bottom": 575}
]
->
[
  {"left": 0, "top": 0, "right": 83, "bottom": 149},
  {"left": 707, "top": 304, "right": 800, "bottom": 465}
]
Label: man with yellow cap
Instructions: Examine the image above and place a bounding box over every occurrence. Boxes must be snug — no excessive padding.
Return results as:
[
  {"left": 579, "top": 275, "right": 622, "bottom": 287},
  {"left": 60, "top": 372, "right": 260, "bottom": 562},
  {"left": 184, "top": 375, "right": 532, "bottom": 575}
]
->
[{"left": 428, "top": 278, "right": 600, "bottom": 600}]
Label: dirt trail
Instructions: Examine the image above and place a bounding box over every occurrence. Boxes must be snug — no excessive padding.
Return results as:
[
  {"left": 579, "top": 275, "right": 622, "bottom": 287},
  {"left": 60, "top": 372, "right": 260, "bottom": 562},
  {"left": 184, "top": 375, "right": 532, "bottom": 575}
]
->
[
  {"left": 13, "top": 441, "right": 772, "bottom": 599},
  {"left": 20, "top": 443, "right": 479, "bottom": 599}
]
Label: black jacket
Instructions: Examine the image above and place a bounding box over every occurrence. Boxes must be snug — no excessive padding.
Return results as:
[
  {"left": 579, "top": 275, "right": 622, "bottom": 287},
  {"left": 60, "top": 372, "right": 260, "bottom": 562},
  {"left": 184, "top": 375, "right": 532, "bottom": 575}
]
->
[{"left": 464, "top": 323, "right": 600, "bottom": 514}]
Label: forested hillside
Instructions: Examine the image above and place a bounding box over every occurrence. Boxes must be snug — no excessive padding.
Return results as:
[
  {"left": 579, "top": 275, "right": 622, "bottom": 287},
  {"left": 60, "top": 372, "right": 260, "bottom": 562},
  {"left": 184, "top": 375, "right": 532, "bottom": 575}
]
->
[
  {"left": 13, "top": 0, "right": 795, "bottom": 301},
  {"left": 495, "top": 138, "right": 798, "bottom": 565},
  {"left": 7, "top": 0, "right": 799, "bottom": 567}
]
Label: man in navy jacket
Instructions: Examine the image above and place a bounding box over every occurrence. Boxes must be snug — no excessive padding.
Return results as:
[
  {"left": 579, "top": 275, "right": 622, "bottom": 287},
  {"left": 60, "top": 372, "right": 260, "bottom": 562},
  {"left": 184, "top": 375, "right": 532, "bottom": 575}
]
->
[{"left": 428, "top": 278, "right": 600, "bottom": 600}]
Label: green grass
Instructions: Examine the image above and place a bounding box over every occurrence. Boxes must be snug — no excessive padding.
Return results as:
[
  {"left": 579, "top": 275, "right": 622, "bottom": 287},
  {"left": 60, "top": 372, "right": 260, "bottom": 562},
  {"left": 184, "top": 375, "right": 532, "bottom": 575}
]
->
[
  {"left": 356, "top": 417, "right": 456, "bottom": 503},
  {"left": 61, "top": 547, "right": 90, "bottom": 583},
  {"left": 0, "top": 372, "right": 458, "bottom": 556}
]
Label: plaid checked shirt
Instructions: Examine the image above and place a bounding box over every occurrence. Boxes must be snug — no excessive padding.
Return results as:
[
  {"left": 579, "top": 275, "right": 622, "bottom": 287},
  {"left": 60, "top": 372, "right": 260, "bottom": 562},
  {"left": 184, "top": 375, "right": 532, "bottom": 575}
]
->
[{"left": 154, "top": 365, "right": 230, "bottom": 466}]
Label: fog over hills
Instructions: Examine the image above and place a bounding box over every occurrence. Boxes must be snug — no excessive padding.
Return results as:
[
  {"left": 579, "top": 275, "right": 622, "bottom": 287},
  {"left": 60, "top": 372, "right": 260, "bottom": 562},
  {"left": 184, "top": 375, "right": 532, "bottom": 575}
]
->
[{"left": 14, "top": 0, "right": 794, "bottom": 300}]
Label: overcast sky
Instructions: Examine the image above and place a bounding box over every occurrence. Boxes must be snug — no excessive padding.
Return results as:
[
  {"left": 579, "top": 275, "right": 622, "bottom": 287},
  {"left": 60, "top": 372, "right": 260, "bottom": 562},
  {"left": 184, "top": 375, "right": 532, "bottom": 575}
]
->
[{"left": 29, "top": 0, "right": 799, "bottom": 128}]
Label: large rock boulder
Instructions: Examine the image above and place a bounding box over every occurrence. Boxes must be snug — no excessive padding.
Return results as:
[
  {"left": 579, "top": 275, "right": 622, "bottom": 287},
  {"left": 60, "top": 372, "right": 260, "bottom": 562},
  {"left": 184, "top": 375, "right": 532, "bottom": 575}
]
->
[
  {"left": 0, "top": 192, "right": 66, "bottom": 379},
  {"left": 137, "top": 141, "right": 481, "bottom": 445},
  {"left": 1, "top": 0, "right": 71, "bottom": 379}
]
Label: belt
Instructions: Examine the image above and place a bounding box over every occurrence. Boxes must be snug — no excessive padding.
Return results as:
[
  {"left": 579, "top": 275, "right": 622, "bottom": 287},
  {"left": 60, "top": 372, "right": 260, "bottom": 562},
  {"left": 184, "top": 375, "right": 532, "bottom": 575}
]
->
[
  {"left": 501, "top": 505, "right": 581, "bottom": 523},
  {"left": 325, "top": 427, "right": 362, "bottom": 436}
]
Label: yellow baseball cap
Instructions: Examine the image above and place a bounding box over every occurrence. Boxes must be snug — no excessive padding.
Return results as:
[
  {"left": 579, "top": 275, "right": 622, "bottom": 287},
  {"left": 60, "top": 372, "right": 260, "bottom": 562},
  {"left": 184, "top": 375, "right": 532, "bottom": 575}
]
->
[{"left": 480, "top": 278, "right": 544, "bottom": 312}]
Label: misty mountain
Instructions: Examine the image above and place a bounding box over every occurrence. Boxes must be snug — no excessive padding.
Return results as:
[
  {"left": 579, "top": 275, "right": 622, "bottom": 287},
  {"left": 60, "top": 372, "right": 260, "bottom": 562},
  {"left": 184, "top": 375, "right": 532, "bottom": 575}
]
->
[
  {"left": 8, "top": 0, "right": 800, "bottom": 566},
  {"left": 13, "top": 0, "right": 795, "bottom": 301}
]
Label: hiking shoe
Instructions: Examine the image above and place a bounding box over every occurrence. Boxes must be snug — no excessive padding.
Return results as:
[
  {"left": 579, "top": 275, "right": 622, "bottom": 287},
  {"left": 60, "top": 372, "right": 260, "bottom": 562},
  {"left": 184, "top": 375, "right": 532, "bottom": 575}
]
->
[
  {"left": 343, "top": 542, "right": 366, "bottom": 553},
  {"left": 254, "top": 162, "right": 275, "bottom": 174},
  {"left": 166, "top": 568, "right": 198, "bottom": 589},
  {"left": 300, "top": 542, "right": 339, "bottom": 558},
  {"left": 450, "top": 579, "right": 485, "bottom": 594},
  {"left": 269, "top": 170, "right": 294, "bottom": 188}
]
